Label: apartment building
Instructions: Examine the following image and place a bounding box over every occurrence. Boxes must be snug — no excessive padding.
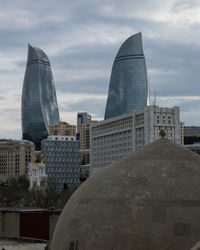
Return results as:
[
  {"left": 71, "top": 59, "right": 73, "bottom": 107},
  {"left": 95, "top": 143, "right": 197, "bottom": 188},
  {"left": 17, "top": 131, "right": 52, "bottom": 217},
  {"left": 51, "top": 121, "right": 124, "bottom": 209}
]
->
[
  {"left": 90, "top": 106, "right": 180, "bottom": 174},
  {"left": 0, "top": 139, "right": 35, "bottom": 181},
  {"left": 48, "top": 122, "right": 76, "bottom": 137}
]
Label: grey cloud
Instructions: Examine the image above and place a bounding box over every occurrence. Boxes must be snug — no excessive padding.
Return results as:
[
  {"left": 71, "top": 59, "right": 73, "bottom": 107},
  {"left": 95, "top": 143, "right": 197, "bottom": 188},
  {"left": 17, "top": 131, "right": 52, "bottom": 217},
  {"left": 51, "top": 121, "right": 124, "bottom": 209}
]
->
[
  {"left": 179, "top": 100, "right": 200, "bottom": 112},
  {"left": 145, "top": 36, "right": 200, "bottom": 97},
  {"left": 60, "top": 98, "right": 106, "bottom": 117},
  {"left": 57, "top": 79, "right": 109, "bottom": 95},
  {"left": 1, "top": 109, "right": 20, "bottom": 122},
  {"left": 1, "top": 0, "right": 200, "bottom": 137}
]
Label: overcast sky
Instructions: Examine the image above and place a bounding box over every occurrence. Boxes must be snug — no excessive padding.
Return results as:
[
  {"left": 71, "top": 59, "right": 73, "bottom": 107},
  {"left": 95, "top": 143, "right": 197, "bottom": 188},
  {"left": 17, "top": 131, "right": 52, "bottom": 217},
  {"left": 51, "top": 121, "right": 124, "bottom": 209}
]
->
[{"left": 0, "top": 0, "right": 200, "bottom": 138}]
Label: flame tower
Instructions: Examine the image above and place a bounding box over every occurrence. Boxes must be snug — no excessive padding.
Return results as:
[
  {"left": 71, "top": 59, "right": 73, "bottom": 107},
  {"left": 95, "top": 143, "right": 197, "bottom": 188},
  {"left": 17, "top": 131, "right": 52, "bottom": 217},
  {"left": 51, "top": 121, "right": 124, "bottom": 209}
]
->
[
  {"left": 21, "top": 44, "right": 60, "bottom": 149},
  {"left": 105, "top": 32, "right": 149, "bottom": 119}
]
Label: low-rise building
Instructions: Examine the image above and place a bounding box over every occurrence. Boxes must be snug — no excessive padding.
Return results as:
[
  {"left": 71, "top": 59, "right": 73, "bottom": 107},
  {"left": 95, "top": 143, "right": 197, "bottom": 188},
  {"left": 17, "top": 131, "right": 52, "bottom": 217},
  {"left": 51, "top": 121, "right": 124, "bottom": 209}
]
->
[
  {"left": 0, "top": 139, "right": 35, "bottom": 181},
  {"left": 41, "top": 136, "right": 80, "bottom": 190},
  {"left": 184, "top": 126, "right": 200, "bottom": 144},
  {"left": 90, "top": 105, "right": 180, "bottom": 174},
  {"left": 28, "top": 161, "right": 47, "bottom": 189}
]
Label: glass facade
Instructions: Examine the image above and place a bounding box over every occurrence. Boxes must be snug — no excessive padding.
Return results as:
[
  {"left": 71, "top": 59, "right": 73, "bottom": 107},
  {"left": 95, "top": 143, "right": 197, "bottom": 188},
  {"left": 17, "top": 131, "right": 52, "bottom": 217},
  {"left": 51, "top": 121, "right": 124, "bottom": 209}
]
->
[
  {"left": 21, "top": 44, "right": 60, "bottom": 149},
  {"left": 105, "top": 32, "right": 149, "bottom": 119}
]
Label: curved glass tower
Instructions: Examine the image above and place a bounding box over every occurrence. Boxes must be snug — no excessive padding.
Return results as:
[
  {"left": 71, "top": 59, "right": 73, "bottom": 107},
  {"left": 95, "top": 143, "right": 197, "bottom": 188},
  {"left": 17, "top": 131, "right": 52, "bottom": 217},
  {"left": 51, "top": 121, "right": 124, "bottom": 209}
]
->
[
  {"left": 22, "top": 44, "right": 60, "bottom": 149},
  {"left": 105, "top": 32, "right": 149, "bottom": 119}
]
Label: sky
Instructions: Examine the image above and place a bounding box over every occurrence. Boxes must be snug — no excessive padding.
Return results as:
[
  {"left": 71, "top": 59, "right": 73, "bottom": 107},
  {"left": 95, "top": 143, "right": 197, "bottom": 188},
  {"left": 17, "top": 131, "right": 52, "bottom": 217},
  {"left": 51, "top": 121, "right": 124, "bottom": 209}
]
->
[{"left": 0, "top": 0, "right": 200, "bottom": 139}]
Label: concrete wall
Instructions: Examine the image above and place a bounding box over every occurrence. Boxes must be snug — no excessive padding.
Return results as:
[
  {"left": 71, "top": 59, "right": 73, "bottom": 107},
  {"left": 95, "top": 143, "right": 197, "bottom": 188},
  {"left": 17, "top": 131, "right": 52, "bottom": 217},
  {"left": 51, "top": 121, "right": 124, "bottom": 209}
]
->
[{"left": 0, "top": 212, "right": 20, "bottom": 237}]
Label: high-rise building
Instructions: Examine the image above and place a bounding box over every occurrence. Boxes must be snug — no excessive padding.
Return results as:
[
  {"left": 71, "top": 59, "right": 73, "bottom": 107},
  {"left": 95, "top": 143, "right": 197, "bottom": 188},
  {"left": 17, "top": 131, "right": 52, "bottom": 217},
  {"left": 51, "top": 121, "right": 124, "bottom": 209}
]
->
[
  {"left": 91, "top": 106, "right": 180, "bottom": 174},
  {"left": 80, "top": 121, "right": 98, "bottom": 166},
  {"left": 41, "top": 136, "right": 80, "bottom": 190},
  {"left": 80, "top": 123, "right": 91, "bottom": 170},
  {"left": 80, "top": 123, "right": 90, "bottom": 150},
  {"left": 105, "top": 32, "right": 149, "bottom": 120},
  {"left": 21, "top": 44, "right": 60, "bottom": 150},
  {"left": 77, "top": 112, "right": 91, "bottom": 140},
  {"left": 49, "top": 122, "right": 76, "bottom": 137},
  {"left": 0, "top": 139, "right": 35, "bottom": 181}
]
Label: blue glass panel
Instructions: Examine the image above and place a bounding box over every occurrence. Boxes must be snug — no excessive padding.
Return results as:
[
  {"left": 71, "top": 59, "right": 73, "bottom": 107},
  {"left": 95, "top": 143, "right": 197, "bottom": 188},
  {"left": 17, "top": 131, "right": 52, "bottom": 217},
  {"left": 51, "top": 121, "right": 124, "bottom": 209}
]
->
[
  {"left": 105, "top": 33, "right": 149, "bottom": 119},
  {"left": 21, "top": 44, "right": 60, "bottom": 149}
]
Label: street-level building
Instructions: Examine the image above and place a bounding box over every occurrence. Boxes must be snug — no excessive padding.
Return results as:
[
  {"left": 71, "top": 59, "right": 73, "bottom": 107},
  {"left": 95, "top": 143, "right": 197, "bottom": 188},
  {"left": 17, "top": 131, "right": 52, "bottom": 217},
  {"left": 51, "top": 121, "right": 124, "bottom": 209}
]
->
[
  {"left": 90, "top": 105, "right": 180, "bottom": 174},
  {"left": 41, "top": 136, "right": 80, "bottom": 190},
  {"left": 0, "top": 139, "right": 35, "bottom": 181}
]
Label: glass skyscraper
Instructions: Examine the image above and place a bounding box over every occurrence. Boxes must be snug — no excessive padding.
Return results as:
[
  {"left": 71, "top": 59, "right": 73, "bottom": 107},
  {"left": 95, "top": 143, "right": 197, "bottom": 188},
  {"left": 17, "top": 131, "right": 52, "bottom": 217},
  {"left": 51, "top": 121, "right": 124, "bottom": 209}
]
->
[
  {"left": 104, "top": 32, "right": 149, "bottom": 119},
  {"left": 21, "top": 44, "right": 60, "bottom": 149}
]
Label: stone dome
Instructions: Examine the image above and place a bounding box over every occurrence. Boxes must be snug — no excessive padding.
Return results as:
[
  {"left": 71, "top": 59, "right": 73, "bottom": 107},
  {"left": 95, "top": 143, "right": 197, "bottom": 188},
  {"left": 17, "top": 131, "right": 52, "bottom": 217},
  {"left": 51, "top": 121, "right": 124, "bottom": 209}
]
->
[{"left": 51, "top": 138, "right": 200, "bottom": 250}]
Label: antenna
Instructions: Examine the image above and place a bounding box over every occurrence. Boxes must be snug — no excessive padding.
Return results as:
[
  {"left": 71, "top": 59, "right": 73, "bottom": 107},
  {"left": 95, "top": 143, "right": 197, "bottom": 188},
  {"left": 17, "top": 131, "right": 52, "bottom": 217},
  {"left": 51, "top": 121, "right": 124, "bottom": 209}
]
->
[{"left": 153, "top": 89, "right": 157, "bottom": 107}]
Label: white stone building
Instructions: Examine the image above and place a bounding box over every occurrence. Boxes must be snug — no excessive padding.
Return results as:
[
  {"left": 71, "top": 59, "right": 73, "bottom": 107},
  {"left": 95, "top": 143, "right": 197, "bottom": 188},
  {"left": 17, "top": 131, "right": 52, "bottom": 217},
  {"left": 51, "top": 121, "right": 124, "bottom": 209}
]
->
[
  {"left": 28, "top": 162, "right": 47, "bottom": 189},
  {"left": 90, "top": 105, "right": 180, "bottom": 174}
]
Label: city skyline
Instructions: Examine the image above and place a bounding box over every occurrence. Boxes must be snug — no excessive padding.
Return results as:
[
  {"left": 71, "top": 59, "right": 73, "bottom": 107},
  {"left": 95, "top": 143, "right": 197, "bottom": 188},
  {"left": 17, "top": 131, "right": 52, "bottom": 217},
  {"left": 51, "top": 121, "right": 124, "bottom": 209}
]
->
[{"left": 0, "top": 0, "right": 200, "bottom": 138}]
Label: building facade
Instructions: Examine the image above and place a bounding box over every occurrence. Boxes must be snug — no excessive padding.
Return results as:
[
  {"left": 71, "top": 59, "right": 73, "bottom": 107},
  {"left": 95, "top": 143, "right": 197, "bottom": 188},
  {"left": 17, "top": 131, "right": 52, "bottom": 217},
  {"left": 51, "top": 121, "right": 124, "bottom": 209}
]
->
[
  {"left": 22, "top": 44, "right": 60, "bottom": 150},
  {"left": 49, "top": 122, "right": 76, "bottom": 137},
  {"left": 104, "top": 32, "right": 149, "bottom": 120},
  {"left": 41, "top": 136, "right": 80, "bottom": 190},
  {"left": 0, "top": 139, "right": 35, "bottom": 181},
  {"left": 180, "top": 121, "right": 184, "bottom": 144},
  {"left": 184, "top": 126, "right": 200, "bottom": 145},
  {"left": 80, "top": 123, "right": 90, "bottom": 167},
  {"left": 77, "top": 112, "right": 91, "bottom": 140},
  {"left": 91, "top": 106, "right": 180, "bottom": 174}
]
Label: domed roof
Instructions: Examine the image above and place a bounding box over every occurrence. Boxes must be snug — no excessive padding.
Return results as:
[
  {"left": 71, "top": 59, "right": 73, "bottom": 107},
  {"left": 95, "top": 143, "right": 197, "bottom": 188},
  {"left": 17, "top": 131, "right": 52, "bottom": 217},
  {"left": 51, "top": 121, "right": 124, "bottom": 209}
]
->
[{"left": 51, "top": 138, "right": 200, "bottom": 250}]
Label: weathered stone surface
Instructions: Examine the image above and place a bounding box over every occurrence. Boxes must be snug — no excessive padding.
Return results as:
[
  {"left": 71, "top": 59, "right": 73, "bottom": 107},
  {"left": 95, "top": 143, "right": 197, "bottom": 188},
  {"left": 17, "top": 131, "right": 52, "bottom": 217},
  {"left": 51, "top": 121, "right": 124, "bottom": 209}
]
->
[{"left": 51, "top": 138, "right": 200, "bottom": 250}]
